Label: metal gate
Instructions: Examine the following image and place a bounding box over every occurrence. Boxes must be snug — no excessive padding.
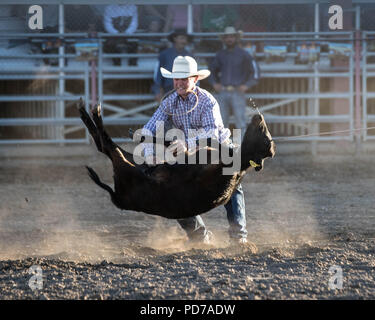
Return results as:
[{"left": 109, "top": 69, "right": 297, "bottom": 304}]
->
[
  {"left": 362, "top": 31, "right": 375, "bottom": 141},
  {"left": 0, "top": 2, "right": 371, "bottom": 152}
]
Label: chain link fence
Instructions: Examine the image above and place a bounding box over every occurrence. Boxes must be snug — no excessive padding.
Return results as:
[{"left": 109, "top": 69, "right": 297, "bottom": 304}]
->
[{"left": 1, "top": 2, "right": 375, "bottom": 144}]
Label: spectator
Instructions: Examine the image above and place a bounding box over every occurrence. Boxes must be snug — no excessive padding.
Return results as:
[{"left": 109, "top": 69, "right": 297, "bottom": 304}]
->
[
  {"left": 103, "top": 4, "right": 138, "bottom": 34},
  {"left": 65, "top": 5, "right": 103, "bottom": 33},
  {"left": 151, "top": 29, "right": 193, "bottom": 101},
  {"left": 210, "top": 26, "right": 260, "bottom": 140},
  {"left": 103, "top": 4, "right": 138, "bottom": 66}
]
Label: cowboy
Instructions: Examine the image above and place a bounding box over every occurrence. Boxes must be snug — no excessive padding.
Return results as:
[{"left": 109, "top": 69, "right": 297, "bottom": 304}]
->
[
  {"left": 151, "top": 29, "right": 194, "bottom": 102},
  {"left": 210, "top": 26, "right": 260, "bottom": 140},
  {"left": 142, "top": 56, "right": 248, "bottom": 246}
]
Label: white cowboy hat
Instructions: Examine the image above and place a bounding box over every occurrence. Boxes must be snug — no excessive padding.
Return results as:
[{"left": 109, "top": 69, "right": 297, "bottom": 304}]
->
[
  {"left": 160, "top": 56, "right": 210, "bottom": 80},
  {"left": 220, "top": 26, "right": 243, "bottom": 38}
]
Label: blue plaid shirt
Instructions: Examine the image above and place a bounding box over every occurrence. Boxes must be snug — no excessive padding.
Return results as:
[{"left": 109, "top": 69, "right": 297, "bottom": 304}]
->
[{"left": 142, "top": 86, "right": 231, "bottom": 157}]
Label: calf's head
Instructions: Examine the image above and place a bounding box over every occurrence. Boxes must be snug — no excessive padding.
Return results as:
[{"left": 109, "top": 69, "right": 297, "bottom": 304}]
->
[{"left": 240, "top": 114, "right": 275, "bottom": 171}]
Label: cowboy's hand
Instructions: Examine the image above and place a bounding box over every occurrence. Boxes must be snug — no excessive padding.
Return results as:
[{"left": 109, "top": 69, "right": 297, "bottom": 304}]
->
[
  {"left": 170, "top": 139, "right": 187, "bottom": 156},
  {"left": 213, "top": 83, "right": 222, "bottom": 93},
  {"left": 238, "top": 85, "right": 248, "bottom": 93}
]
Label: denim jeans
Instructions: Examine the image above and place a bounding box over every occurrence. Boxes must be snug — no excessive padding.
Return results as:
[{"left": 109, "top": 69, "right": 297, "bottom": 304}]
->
[
  {"left": 177, "top": 183, "right": 247, "bottom": 241},
  {"left": 216, "top": 90, "right": 248, "bottom": 141}
]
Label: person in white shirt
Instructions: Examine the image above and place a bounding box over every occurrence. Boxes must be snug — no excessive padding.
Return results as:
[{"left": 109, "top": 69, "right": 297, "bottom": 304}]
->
[
  {"left": 103, "top": 4, "right": 139, "bottom": 66},
  {"left": 103, "top": 4, "right": 138, "bottom": 34}
]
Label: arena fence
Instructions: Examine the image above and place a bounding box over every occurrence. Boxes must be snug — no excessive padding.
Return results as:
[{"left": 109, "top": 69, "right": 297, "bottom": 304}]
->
[
  {"left": 362, "top": 31, "right": 375, "bottom": 141},
  {"left": 0, "top": 2, "right": 373, "bottom": 153}
]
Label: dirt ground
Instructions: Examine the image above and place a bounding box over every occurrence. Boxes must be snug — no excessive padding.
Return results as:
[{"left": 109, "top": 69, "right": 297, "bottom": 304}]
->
[{"left": 0, "top": 145, "right": 375, "bottom": 300}]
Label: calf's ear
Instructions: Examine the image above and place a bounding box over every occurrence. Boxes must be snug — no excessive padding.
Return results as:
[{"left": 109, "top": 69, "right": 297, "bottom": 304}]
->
[{"left": 251, "top": 114, "right": 264, "bottom": 127}]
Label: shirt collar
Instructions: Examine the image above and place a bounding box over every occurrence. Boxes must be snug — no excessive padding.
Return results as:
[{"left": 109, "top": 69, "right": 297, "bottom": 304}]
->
[{"left": 176, "top": 86, "right": 198, "bottom": 102}]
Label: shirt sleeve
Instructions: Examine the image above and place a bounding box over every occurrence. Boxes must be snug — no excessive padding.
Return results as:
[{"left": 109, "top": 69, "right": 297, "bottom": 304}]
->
[
  {"left": 186, "top": 98, "right": 230, "bottom": 149},
  {"left": 243, "top": 52, "right": 259, "bottom": 88},
  {"left": 142, "top": 102, "right": 169, "bottom": 157}
]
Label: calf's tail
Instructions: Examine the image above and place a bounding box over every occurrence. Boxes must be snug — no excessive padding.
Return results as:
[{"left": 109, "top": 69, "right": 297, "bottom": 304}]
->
[{"left": 86, "top": 166, "right": 119, "bottom": 207}]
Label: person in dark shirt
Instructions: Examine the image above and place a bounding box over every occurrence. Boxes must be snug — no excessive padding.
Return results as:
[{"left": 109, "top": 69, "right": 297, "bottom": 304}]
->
[
  {"left": 65, "top": 5, "right": 103, "bottom": 33},
  {"left": 210, "top": 26, "right": 260, "bottom": 140},
  {"left": 151, "top": 29, "right": 193, "bottom": 101}
]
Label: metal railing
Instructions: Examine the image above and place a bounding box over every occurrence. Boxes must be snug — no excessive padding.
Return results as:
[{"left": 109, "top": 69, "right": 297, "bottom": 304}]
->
[
  {"left": 362, "top": 31, "right": 375, "bottom": 141},
  {"left": 0, "top": 30, "right": 357, "bottom": 147},
  {"left": 0, "top": 0, "right": 367, "bottom": 151}
]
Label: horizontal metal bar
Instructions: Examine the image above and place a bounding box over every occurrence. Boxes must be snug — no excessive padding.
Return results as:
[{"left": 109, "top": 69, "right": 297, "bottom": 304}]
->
[
  {"left": 0, "top": 118, "right": 83, "bottom": 126},
  {"left": 0, "top": 67, "right": 89, "bottom": 73},
  {"left": 192, "top": 31, "right": 353, "bottom": 37},
  {"left": 110, "top": 135, "right": 354, "bottom": 143},
  {"left": 274, "top": 136, "right": 353, "bottom": 142},
  {"left": 102, "top": 53, "right": 158, "bottom": 58},
  {"left": 0, "top": 139, "right": 87, "bottom": 145},
  {"left": 99, "top": 66, "right": 153, "bottom": 73},
  {"left": 113, "top": 138, "right": 134, "bottom": 143},
  {"left": 102, "top": 73, "right": 153, "bottom": 80},
  {"left": 0, "top": 95, "right": 82, "bottom": 102},
  {"left": 101, "top": 93, "right": 353, "bottom": 102},
  {"left": 0, "top": 33, "right": 88, "bottom": 38},
  {"left": 0, "top": 54, "right": 77, "bottom": 59},
  {"left": 247, "top": 93, "right": 351, "bottom": 99},
  {"left": 0, "top": 74, "right": 86, "bottom": 80},
  {"left": 261, "top": 73, "right": 351, "bottom": 78},
  {"left": 97, "top": 32, "right": 168, "bottom": 38},
  {"left": 0, "top": 117, "right": 150, "bottom": 126},
  {"left": 101, "top": 72, "right": 353, "bottom": 80},
  {"left": 102, "top": 94, "right": 154, "bottom": 101},
  {"left": 264, "top": 115, "right": 350, "bottom": 123},
  {"left": 0, "top": 115, "right": 351, "bottom": 127},
  {"left": 363, "top": 93, "right": 375, "bottom": 98}
]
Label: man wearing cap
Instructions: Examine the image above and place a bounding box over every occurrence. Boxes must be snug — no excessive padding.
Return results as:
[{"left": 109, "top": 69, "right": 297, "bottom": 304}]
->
[
  {"left": 143, "top": 56, "right": 248, "bottom": 246},
  {"left": 152, "top": 29, "right": 194, "bottom": 102},
  {"left": 210, "top": 26, "right": 260, "bottom": 140}
]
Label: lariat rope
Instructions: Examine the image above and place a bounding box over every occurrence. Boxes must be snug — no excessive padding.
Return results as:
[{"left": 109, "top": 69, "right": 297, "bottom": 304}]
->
[
  {"left": 161, "top": 89, "right": 199, "bottom": 116},
  {"left": 249, "top": 98, "right": 375, "bottom": 142}
]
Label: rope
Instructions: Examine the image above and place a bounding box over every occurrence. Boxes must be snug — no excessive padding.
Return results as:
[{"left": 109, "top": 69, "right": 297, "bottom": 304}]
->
[
  {"left": 272, "top": 126, "right": 375, "bottom": 142},
  {"left": 161, "top": 89, "right": 199, "bottom": 116},
  {"left": 248, "top": 98, "right": 375, "bottom": 142}
]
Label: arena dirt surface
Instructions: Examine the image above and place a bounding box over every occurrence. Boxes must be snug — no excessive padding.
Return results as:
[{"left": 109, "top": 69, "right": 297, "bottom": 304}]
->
[{"left": 1, "top": 146, "right": 375, "bottom": 300}]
